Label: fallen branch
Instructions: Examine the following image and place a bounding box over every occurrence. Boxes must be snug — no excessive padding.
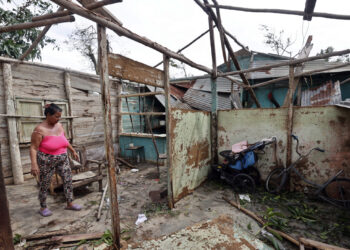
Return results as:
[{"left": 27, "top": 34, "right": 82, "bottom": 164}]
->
[
  {"left": 299, "top": 237, "right": 348, "bottom": 250},
  {"left": 51, "top": 232, "right": 104, "bottom": 243},
  {"left": 117, "top": 157, "right": 135, "bottom": 169},
  {"left": 97, "top": 183, "right": 108, "bottom": 221},
  {"left": 23, "top": 229, "right": 68, "bottom": 241},
  {"left": 222, "top": 196, "right": 299, "bottom": 246}
]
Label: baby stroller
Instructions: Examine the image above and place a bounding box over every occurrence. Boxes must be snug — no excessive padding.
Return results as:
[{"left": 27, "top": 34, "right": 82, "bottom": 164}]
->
[{"left": 211, "top": 137, "right": 276, "bottom": 193}]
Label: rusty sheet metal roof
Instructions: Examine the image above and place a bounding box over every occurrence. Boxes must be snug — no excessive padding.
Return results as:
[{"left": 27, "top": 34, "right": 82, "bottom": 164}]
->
[
  {"left": 170, "top": 85, "right": 186, "bottom": 100},
  {"left": 146, "top": 85, "right": 192, "bottom": 109},
  {"left": 172, "top": 100, "right": 193, "bottom": 110},
  {"left": 192, "top": 77, "right": 241, "bottom": 93},
  {"left": 301, "top": 81, "right": 342, "bottom": 106},
  {"left": 129, "top": 215, "right": 273, "bottom": 249},
  {"left": 171, "top": 79, "right": 195, "bottom": 89},
  {"left": 183, "top": 88, "right": 231, "bottom": 111},
  {"left": 336, "top": 99, "right": 350, "bottom": 109},
  {"left": 249, "top": 60, "right": 350, "bottom": 80}
]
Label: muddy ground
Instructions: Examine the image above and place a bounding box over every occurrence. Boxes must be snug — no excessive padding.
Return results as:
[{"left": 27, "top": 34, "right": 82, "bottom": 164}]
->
[{"left": 7, "top": 162, "right": 350, "bottom": 249}]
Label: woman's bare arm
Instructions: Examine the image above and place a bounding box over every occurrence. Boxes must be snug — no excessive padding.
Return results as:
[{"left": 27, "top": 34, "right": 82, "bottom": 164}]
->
[
  {"left": 30, "top": 127, "right": 43, "bottom": 176},
  {"left": 61, "top": 124, "right": 79, "bottom": 160}
]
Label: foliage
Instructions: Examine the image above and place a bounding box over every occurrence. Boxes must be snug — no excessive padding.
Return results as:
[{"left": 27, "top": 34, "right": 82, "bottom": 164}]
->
[
  {"left": 0, "top": 0, "right": 57, "bottom": 60},
  {"left": 92, "top": 230, "right": 114, "bottom": 246},
  {"left": 317, "top": 46, "right": 350, "bottom": 62},
  {"left": 263, "top": 207, "right": 289, "bottom": 231},
  {"left": 13, "top": 233, "right": 21, "bottom": 245},
  {"left": 65, "top": 25, "right": 114, "bottom": 74},
  {"left": 260, "top": 25, "right": 294, "bottom": 57}
]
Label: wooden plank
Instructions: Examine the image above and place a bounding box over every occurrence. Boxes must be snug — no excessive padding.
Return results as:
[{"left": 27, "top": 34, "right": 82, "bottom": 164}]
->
[
  {"left": 64, "top": 72, "right": 75, "bottom": 143},
  {"left": 299, "top": 237, "right": 348, "bottom": 250},
  {"left": 97, "top": 25, "right": 121, "bottom": 249},
  {"left": 108, "top": 54, "right": 164, "bottom": 87},
  {"left": 0, "top": 143, "right": 15, "bottom": 250},
  {"left": 3, "top": 63, "right": 23, "bottom": 184},
  {"left": 118, "top": 91, "right": 164, "bottom": 98},
  {"left": 286, "top": 65, "right": 295, "bottom": 168},
  {"left": 52, "top": 232, "right": 104, "bottom": 243},
  {"left": 163, "top": 55, "right": 174, "bottom": 209},
  {"left": 117, "top": 112, "right": 165, "bottom": 116}
]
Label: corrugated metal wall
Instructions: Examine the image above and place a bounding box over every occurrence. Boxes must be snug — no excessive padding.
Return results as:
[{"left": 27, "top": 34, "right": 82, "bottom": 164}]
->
[
  {"left": 218, "top": 106, "right": 350, "bottom": 190},
  {"left": 170, "top": 109, "right": 211, "bottom": 202}
]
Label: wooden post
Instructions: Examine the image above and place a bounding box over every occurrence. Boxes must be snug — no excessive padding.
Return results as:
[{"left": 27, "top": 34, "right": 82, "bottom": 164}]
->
[
  {"left": 116, "top": 81, "right": 122, "bottom": 157},
  {"left": 2, "top": 63, "right": 23, "bottom": 184},
  {"left": 209, "top": 16, "right": 218, "bottom": 164},
  {"left": 286, "top": 65, "right": 295, "bottom": 168},
  {"left": 163, "top": 55, "right": 174, "bottom": 209},
  {"left": 0, "top": 143, "right": 15, "bottom": 250},
  {"left": 64, "top": 72, "right": 74, "bottom": 142},
  {"left": 97, "top": 25, "right": 120, "bottom": 249}
]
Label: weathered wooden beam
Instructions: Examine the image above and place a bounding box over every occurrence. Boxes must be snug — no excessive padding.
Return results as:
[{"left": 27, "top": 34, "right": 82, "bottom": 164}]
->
[
  {"left": 163, "top": 55, "right": 174, "bottom": 209},
  {"left": 299, "top": 237, "right": 348, "bottom": 250},
  {"left": 250, "top": 62, "right": 350, "bottom": 89},
  {"left": 220, "top": 49, "right": 350, "bottom": 77},
  {"left": 24, "top": 230, "right": 68, "bottom": 241},
  {"left": 78, "top": 0, "right": 123, "bottom": 27},
  {"left": 117, "top": 112, "right": 165, "bottom": 116},
  {"left": 97, "top": 24, "right": 121, "bottom": 249},
  {"left": 205, "top": 4, "right": 350, "bottom": 20},
  {"left": 116, "top": 82, "right": 122, "bottom": 157},
  {"left": 286, "top": 65, "right": 295, "bottom": 168},
  {"left": 0, "top": 114, "right": 77, "bottom": 118},
  {"left": 0, "top": 143, "right": 14, "bottom": 250},
  {"left": 0, "top": 15, "right": 75, "bottom": 33},
  {"left": 3, "top": 63, "right": 23, "bottom": 184},
  {"left": 118, "top": 91, "right": 164, "bottom": 98},
  {"left": 64, "top": 72, "right": 75, "bottom": 143},
  {"left": 303, "top": 0, "right": 317, "bottom": 21},
  {"left": 20, "top": 6, "right": 64, "bottom": 60},
  {"left": 196, "top": 0, "right": 260, "bottom": 107},
  {"left": 282, "top": 36, "right": 313, "bottom": 107},
  {"left": 209, "top": 15, "right": 218, "bottom": 165},
  {"left": 49, "top": 0, "right": 214, "bottom": 75}
]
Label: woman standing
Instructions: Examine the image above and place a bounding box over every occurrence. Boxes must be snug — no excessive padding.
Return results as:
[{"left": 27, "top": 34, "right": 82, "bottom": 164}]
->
[{"left": 30, "top": 103, "right": 82, "bottom": 217}]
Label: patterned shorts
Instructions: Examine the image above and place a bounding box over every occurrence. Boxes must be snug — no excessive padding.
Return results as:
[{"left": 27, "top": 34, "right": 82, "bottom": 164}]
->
[{"left": 37, "top": 151, "right": 73, "bottom": 208}]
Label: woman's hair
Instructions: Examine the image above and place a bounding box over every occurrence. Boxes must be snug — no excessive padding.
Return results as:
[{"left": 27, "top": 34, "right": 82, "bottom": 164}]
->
[{"left": 44, "top": 103, "right": 62, "bottom": 117}]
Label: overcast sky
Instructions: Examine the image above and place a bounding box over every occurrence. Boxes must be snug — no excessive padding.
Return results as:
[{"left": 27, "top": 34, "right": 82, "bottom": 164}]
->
[{"left": 29, "top": 0, "right": 350, "bottom": 77}]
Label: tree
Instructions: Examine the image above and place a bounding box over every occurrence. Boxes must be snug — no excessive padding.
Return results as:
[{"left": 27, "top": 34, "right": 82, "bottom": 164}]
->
[
  {"left": 317, "top": 46, "right": 349, "bottom": 62},
  {"left": 260, "top": 25, "right": 294, "bottom": 57},
  {"left": 65, "top": 25, "right": 113, "bottom": 74},
  {"left": 0, "top": 0, "right": 57, "bottom": 60}
]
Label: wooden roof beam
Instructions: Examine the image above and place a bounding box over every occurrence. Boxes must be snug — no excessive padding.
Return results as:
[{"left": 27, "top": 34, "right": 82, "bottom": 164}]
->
[
  {"left": 205, "top": 4, "right": 350, "bottom": 21},
  {"left": 0, "top": 15, "right": 75, "bottom": 33}
]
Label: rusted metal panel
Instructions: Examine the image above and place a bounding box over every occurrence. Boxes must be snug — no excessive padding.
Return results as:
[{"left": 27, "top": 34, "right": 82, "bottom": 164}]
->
[
  {"left": 218, "top": 108, "right": 288, "bottom": 179},
  {"left": 108, "top": 53, "right": 163, "bottom": 87},
  {"left": 192, "top": 77, "right": 241, "bottom": 93},
  {"left": 130, "top": 215, "right": 272, "bottom": 249},
  {"left": 217, "top": 106, "right": 350, "bottom": 188},
  {"left": 183, "top": 88, "right": 231, "bottom": 111},
  {"left": 293, "top": 106, "right": 350, "bottom": 189},
  {"left": 301, "top": 81, "right": 341, "bottom": 106},
  {"left": 170, "top": 109, "right": 211, "bottom": 202}
]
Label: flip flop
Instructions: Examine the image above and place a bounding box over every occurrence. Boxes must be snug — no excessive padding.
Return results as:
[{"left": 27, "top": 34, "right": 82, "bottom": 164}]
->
[
  {"left": 39, "top": 208, "right": 52, "bottom": 217},
  {"left": 65, "top": 204, "right": 82, "bottom": 211}
]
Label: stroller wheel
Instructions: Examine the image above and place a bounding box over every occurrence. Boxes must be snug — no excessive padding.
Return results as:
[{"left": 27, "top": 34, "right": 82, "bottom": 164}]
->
[
  {"left": 244, "top": 166, "right": 261, "bottom": 185},
  {"left": 232, "top": 174, "right": 256, "bottom": 193}
]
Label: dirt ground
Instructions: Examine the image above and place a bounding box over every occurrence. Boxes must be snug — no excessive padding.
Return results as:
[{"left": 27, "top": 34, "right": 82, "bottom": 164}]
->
[{"left": 6, "top": 162, "right": 350, "bottom": 249}]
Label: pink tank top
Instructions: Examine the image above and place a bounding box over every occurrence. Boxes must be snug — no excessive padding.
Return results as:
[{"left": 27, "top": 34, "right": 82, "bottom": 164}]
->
[{"left": 39, "top": 132, "right": 69, "bottom": 155}]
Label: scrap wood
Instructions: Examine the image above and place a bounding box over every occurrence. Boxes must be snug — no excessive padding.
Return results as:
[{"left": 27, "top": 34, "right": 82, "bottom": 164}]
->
[
  {"left": 222, "top": 196, "right": 299, "bottom": 246},
  {"left": 299, "top": 237, "right": 348, "bottom": 250},
  {"left": 23, "top": 229, "right": 68, "bottom": 241},
  {"left": 117, "top": 157, "right": 135, "bottom": 169},
  {"left": 97, "top": 182, "right": 109, "bottom": 221},
  {"left": 51, "top": 232, "right": 104, "bottom": 243}
]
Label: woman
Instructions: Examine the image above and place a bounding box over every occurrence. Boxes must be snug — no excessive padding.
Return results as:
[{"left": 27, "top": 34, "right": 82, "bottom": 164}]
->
[{"left": 30, "top": 103, "right": 82, "bottom": 217}]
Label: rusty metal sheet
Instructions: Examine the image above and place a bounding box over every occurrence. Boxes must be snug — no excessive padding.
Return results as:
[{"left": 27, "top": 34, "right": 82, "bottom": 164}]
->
[
  {"left": 129, "top": 215, "right": 272, "bottom": 249},
  {"left": 301, "top": 81, "right": 341, "bottom": 106},
  {"left": 217, "top": 106, "right": 350, "bottom": 189},
  {"left": 108, "top": 54, "right": 163, "bottom": 87},
  {"left": 183, "top": 88, "right": 231, "bottom": 111},
  {"left": 218, "top": 108, "right": 288, "bottom": 179},
  {"left": 170, "top": 109, "right": 211, "bottom": 202}
]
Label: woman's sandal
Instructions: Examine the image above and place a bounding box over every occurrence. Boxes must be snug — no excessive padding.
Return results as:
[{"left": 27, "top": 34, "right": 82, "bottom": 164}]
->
[
  {"left": 39, "top": 208, "right": 53, "bottom": 217},
  {"left": 65, "top": 204, "right": 82, "bottom": 211}
]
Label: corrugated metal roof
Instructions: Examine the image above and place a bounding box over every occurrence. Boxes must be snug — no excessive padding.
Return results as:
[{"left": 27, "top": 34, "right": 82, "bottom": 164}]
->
[
  {"left": 249, "top": 60, "right": 350, "bottom": 80},
  {"left": 183, "top": 88, "right": 231, "bottom": 111},
  {"left": 336, "top": 99, "right": 350, "bottom": 109},
  {"left": 301, "top": 81, "right": 342, "bottom": 106},
  {"left": 192, "top": 77, "right": 241, "bottom": 93}
]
